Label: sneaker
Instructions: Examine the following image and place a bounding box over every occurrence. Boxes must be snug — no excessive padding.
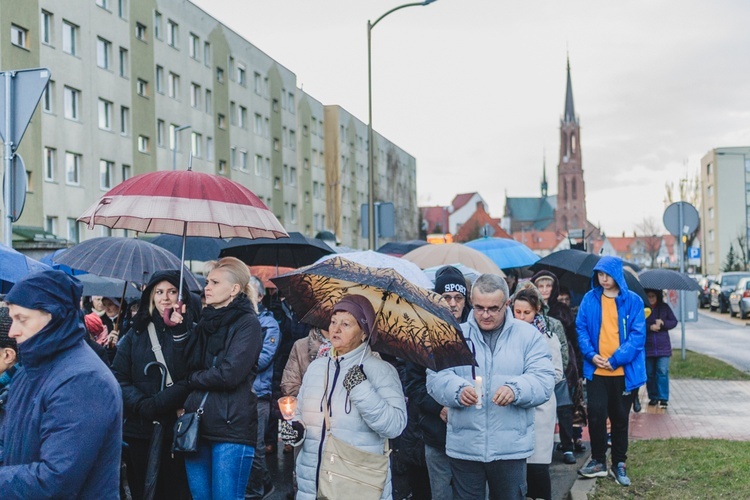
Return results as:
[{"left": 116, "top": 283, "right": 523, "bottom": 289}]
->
[
  {"left": 574, "top": 439, "right": 586, "bottom": 452},
  {"left": 648, "top": 399, "right": 658, "bottom": 406},
  {"left": 563, "top": 451, "right": 576, "bottom": 464},
  {"left": 610, "top": 462, "right": 631, "bottom": 486},
  {"left": 578, "top": 459, "right": 608, "bottom": 478},
  {"left": 658, "top": 400, "right": 669, "bottom": 409}
]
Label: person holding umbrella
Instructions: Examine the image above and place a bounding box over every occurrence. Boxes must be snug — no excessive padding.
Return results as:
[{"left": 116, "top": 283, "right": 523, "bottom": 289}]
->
[
  {"left": 180, "top": 257, "right": 262, "bottom": 500},
  {"left": 111, "top": 271, "right": 195, "bottom": 500},
  {"left": 644, "top": 289, "right": 677, "bottom": 408}
]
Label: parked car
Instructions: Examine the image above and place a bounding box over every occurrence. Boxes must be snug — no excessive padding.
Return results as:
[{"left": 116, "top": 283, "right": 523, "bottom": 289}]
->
[
  {"left": 710, "top": 272, "right": 750, "bottom": 313},
  {"left": 698, "top": 276, "right": 715, "bottom": 309},
  {"left": 729, "top": 277, "right": 750, "bottom": 318}
]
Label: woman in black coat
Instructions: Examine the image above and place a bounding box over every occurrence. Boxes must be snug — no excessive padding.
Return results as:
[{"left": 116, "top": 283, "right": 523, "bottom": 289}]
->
[
  {"left": 181, "top": 257, "right": 262, "bottom": 500},
  {"left": 111, "top": 270, "right": 195, "bottom": 500}
]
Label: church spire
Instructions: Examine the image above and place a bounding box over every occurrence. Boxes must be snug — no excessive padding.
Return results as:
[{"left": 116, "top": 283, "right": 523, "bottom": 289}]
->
[
  {"left": 541, "top": 151, "right": 548, "bottom": 197},
  {"left": 564, "top": 55, "right": 576, "bottom": 123}
]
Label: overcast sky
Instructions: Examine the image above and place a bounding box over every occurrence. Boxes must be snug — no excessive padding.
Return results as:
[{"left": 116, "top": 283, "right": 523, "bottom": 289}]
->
[{"left": 192, "top": 0, "right": 750, "bottom": 236}]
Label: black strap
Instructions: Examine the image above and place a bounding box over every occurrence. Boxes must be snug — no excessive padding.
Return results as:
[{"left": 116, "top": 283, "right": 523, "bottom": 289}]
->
[{"left": 196, "top": 355, "right": 218, "bottom": 415}]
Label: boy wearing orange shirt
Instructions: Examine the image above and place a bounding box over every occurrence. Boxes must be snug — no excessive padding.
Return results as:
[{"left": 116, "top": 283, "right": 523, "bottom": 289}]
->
[{"left": 575, "top": 256, "right": 646, "bottom": 487}]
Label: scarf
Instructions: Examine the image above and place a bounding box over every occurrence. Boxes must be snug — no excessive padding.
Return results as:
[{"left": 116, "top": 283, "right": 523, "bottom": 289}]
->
[
  {"left": 532, "top": 313, "right": 552, "bottom": 338},
  {"left": 196, "top": 294, "right": 253, "bottom": 355}
]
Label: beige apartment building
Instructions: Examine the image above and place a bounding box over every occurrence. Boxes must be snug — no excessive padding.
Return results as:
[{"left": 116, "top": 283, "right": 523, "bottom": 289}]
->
[
  {"left": 700, "top": 146, "right": 750, "bottom": 275},
  {"left": 0, "top": 0, "right": 416, "bottom": 250}
]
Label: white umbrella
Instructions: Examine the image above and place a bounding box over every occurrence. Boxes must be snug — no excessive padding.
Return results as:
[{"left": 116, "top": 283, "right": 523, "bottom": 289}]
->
[{"left": 315, "top": 250, "right": 432, "bottom": 289}]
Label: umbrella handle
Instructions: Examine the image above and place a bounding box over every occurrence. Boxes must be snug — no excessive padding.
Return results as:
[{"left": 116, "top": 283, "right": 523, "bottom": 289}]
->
[
  {"left": 144, "top": 361, "right": 167, "bottom": 391},
  {"left": 162, "top": 300, "right": 184, "bottom": 327}
]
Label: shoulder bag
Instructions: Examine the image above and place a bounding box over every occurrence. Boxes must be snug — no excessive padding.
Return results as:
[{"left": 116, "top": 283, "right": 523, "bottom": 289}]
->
[
  {"left": 317, "top": 363, "right": 391, "bottom": 500},
  {"left": 172, "top": 355, "right": 216, "bottom": 454}
]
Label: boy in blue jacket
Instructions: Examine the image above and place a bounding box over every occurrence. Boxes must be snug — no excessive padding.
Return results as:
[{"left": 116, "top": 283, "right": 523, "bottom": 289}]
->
[{"left": 576, "top": 256, "right": 645, "bottom": 487}]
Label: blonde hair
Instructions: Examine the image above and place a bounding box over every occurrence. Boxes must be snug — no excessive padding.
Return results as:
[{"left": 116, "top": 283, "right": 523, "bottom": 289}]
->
[{"left": 209, "top": 257, "right": 258, "bottom": 311}]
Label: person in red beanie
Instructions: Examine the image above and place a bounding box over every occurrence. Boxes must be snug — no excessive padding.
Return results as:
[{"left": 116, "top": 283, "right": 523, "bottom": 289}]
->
[{"left": 84, "top": 312, "right": 109, "bottom": 345}]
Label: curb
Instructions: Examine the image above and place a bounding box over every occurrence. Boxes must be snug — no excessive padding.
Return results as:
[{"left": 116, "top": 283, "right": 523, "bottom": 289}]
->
[{"left": 568, "top": 476, "right": 597, "bottom": 500}]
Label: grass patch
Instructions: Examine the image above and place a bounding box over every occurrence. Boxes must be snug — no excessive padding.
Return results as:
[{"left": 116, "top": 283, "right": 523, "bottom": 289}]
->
[
  {"left": 668, "top": 349, "right": 750, "bottom": 380},
  {"left": 591, "top": 438, "right": 750, "bottom": 499}
]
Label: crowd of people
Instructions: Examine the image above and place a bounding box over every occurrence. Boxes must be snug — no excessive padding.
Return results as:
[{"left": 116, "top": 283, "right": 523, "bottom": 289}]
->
[{"left": 0, "top": 252, "right": 676, "bottom": 499}]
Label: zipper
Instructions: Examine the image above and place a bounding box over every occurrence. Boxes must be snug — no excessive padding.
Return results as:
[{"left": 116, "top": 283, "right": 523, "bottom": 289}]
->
[
  {"left": 325, "top": 470, "right": 381, "bottom": 490},
  {"left": 329, "top": 452, "right": 386, "bottom": 473}
]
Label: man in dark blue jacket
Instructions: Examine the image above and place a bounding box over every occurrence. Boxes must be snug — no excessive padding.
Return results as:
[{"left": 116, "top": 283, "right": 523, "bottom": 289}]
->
[{"left": 0, "top": 270, "right": 123, "bottom": 499}]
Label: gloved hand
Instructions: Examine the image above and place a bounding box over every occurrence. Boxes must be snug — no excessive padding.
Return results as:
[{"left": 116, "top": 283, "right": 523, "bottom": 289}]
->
[
  {"left": 280, "top": 420, "right": 305, "bottom": 446},
  {"left": 343, "top": 364, "right": 367, "bottom": 394}
]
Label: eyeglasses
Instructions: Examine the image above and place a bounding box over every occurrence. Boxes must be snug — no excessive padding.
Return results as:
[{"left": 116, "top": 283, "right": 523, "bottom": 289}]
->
[
  {"left": 442, "top": 294, "right": 465, "bottom": 304},
  {"left": 474, "top": 304, "right": 504, "bottom": 316}
]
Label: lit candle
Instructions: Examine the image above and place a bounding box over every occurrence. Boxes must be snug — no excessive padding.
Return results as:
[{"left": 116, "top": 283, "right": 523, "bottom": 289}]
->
[
  {"left": 474, "top": 376, "right": 483, "bottom": 409},
  {"left": 278, "top": 396, "right": 298, "bottom": 421}
]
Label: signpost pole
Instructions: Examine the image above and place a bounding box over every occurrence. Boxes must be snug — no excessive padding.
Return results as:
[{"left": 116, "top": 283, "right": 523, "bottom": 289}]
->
[
  {"left": 3, "top": 71, "right": 14, "bottom": 247},
  {"left": 679, "top": 202, "right": 687, "bottom": 361}
]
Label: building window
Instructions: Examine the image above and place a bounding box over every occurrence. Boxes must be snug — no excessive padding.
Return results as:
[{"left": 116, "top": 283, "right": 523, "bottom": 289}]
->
[
  {"left": 289, "top": 130, "right": 296, "bottom": 150},
  {"left": 218, "top": 114, "right": 226, "bottom": 129},
  {"left": 254, "top": 113, "right": 262, "bottom": 135},
  {"left": 44, "top": 147, "right": 56, "bottom": 181},
  {"left": 154, "top": 11, "right": 162, "bottom": 39},
  {"left": 290, "top": 166, "right": 297, "bottom": 186},
  {"left": 166, "top": 20, "right": 178, "bottom": 47},
  {"left": 230, "top": 147, "right": 237, "bottom": 168},
  {"left": 236, "top": 64, "right": 246, "bottom": 86},
  {"left": 216, "top": 67, "right": 224, "bottom": 83},
  {"left": 254, "top": 72, "right": 262, "bottom": 95},
  {"left": 206, "top": 136, "right": 214, "bottom": 161},
  {"left": 63, "top": 86, "right": 80, "bottom": 120},
  {"left": 96, "top": 38, "right": 111, "bottom": 69},
  {"left": 137, "top": 78, "right": 148, "bottom": 97},
  {"left": 96, "top": 0, "right": 109, "bottom": 9},
  {"left": 274, "top": 177, "right": 281, "bottom": 190},
  {"left": 46, "top": 216, "right": 58, "bottom": 236},
  {"left": 230, "top": 102, "right": 236, "bottom": 126},
  {"left": 100, "top": 160, "right": 114, "bottom": 189},
  {"left": 65, "top": 152, "right": 81, "bottom": 185},
  {"left": 120, "top": 106, "right": 130, "bottom": 135},
  {"left": 291, "top": 204, "right": 297, "bottom": 223},
  {"left": 62, "top": 21, "right": 78, "bottom": 55},
  {"left": 191, "top": 132, "right": 202, "bottom": 158},
  {"left": 273, "top": 138, "right": 280, "bottom": 151},
  {"left": 135, "top": 22, "right": 147, "bottom": 41},
  {"left": 137, "top": 135, "right": 150, "bottom": 153},
  {"left": 168, "top": 124, "right": 178, "bottom": 151},
  {"left": 168, "top": 72, "right": 179, "bottom": 99},
  {"left": 42, "top": 80, "right": 55, "bottom": 113},
  {"left": 157, "top": 119, "right": 165, "bottom": 147},
  {"left": 709, "top": 229, "right": 714, "bottom": 242},
  {"left": 255, "top": 155, "right": 263, "bottom": 176},
  {"left": 189, "top": 33, "right": 199, "bottom": 59},
  {"left": 707, "top": 185, "right": 713, "bottom": 198},
  {"left": 98, "top": 99, "right": 113, "bottom": 130},
  {"left": 118, "top": 0, "right": 127, "bottom": 18},
  {"left": 272, "top": 99, "right": 279, "bottom": 113},
  {"left": 11, "top": 24, "right": 29, "bottom": 49},
  {"left": 707, "top": 162, "right": 712, "bottom": 176},
  {"left": 119, "top": 47, "right": 129, "bottom": 77},
  {"left": 190, "top": 83, "right": 201, "bottom": 108},
  {"left": 40, "top": 11, "right": 53, "bottom": 44},
  {"left": 708, "top": 207, "right": 714, "bottom": 219},
  {"left": 122, "top": 164, "right": 132, "bottom": 180},
  {"left": 155, "top": 65, "right": 164, "bottom": 93},
  {"left": 68, "top": 218, "right": 80, "bottom": 243},
  {"left": 203, "top": 41, "right": 211, "bottom": 66},
  {"left": 238, "top": 106, "right": 247, "bottom": 129},
  {"left": 218, "top": 159, "right": 226, "bottom": 174},
  {"left": 205, "top": 89, "right": 212, "bottom": 113},
  {"left": 288, "top": 92, "right": 295, "bottom": 113},
  {"left": 239, "top": 150, "right": 248, "bottom": 171}
]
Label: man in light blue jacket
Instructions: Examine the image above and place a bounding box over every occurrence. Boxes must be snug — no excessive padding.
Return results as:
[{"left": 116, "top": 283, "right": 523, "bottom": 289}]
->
[{"left": 427, "top": 274, "right": 555, "bottom": 500}]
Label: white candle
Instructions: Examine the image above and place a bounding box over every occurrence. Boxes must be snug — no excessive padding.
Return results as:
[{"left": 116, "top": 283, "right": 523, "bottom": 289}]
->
[{"left": 474, "top": 376, "right": 483, "bottom": 409}]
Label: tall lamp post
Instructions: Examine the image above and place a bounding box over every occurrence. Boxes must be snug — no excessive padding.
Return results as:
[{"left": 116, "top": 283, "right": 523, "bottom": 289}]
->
[
  {"left": 367, "top": 0, "right": 437, "bottom": 250},
  {"left": 172, "top": 124, "right": 192, "bottom": 170}
]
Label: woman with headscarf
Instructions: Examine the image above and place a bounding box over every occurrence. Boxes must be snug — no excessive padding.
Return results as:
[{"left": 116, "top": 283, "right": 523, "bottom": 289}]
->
[
  {"left": 180, "top": 257, "right": 262, "bottom": 500},
  {"left": 283, "top": 294, "right": 407, "bottom": 500},
  {"left": 111, "top": 270, "right": 195, "bottom": 500},
  {"left": 644, "top": 289, "right": 677, "bottom": 408}
]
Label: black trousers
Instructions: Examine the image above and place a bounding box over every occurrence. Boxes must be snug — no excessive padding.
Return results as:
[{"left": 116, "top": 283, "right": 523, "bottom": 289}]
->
[
  {"left": 124, "top": 436, "right": 192, "bottom": 500},
  {"left": 556, "top": 404, "right": 575, "bottom": 452},
  {"left": 526, "top": 463, "right": 550, "bottom": 500},
  {"left": 586, "top": 375, "right": 631, "bottom": 465},
  {"left": 450, "top": 457, "right": 526, "bottom": 500}
]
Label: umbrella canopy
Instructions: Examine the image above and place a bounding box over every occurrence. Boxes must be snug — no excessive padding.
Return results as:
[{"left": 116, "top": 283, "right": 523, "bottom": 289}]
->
[
  {"left": 402, "top": 243, "right": 504, "bottom": 276},
  {"left": 0, "top": 243, "right": 51, "bottom": 292},
  {"left": 221, "top": 232, "right": 334, "bottom": 268},
  {"left": 270, "top": 257, "right": 475, "bottom": 371},
  {"left": 530, "top": 249, "right": 649, "bottom": 303},
  {"left": 423, "top": 263, "right": 482, "bottom": 286},
  {"left": 316, "top": 250, "right": 433, "bottom": 289},
  {"left": 149, "top": 234, "right": 227, "bottom": 261},
  {"left": 248, "top": 265, "right": 296, "bottom": 290},
  {"left": 74, "top": 273, "right": 141, "bottom": 300},
  {"left": 54, "top": 237, "right": 201, "bottom": 288},
  {"left": 376, "top": 240, "right": 429, "bottom": 257},
  {"left": 78, "top": 170, "right": 287, "bottom": 239},
  {"left": 465, "top": 237, "right": 540, "bottom": 269},
  {"left": 638, "top": 269, "right": 702, "bottom": 292}
]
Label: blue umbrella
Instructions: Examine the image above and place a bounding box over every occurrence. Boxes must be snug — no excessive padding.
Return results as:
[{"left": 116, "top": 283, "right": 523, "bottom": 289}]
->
[
  {"left": 1, "top": 243, "right": 52, "bottom": 292},
  {"left": 149, "top": 234, "right": 227, "bottom": 261},
  {"left": 465, "top": 237, "right": 540, "bottom": 269}
]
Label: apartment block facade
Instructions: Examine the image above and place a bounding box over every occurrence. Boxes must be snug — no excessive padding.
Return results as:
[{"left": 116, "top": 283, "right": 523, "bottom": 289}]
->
[{"left": 0, "top": 0, "right": 416, "bottom": 248}]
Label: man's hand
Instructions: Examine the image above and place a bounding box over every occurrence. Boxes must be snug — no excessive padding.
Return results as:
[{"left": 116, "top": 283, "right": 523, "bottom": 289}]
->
[
  {"left": 492, "top": 385, "right": 515, "bottom": 406},
  {"left": 592, "top": 354, "right": 609, "bottom": 369},
  {"left": 439, "top": 407, "right": 448, "bottom": 423},
  {"left": 459, "top": 386, "right": 478, "bottom": 407}
]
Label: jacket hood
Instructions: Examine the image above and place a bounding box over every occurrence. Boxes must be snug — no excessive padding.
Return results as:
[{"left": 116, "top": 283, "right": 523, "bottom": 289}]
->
[
  {"left": 132, "top": 270, "right": 195, "bottom": 331},
  {"left": 592, "top": 256, "right": 629, "bottom": 295},
  {"left": 531, "top": 270, "right": 560, "bottom": 305},
  {"left": 5, "top": 270, "right": 86, "bottom": 368}
]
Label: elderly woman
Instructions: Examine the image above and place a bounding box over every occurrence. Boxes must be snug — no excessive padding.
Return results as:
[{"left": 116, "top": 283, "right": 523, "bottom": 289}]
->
[
  {"left": 111, "top": 270, "right": 195, "bottom": 500},
  {"left": 285, "top": 294, "right": 407, "bottom": 500}
]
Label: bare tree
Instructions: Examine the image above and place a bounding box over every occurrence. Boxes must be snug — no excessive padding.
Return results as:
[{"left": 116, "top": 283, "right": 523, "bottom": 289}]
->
[
  {"left": 736, "top": 228, "right": 749, "bottom": 271},
  {"left": 636, "top": 217, "right": 663, "bottom": 268}
]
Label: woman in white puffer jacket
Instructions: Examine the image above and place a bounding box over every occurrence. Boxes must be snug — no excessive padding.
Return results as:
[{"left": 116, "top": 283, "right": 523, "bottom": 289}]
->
[{"left": 289, "top": 294, "right": 407, "bottom": 500}]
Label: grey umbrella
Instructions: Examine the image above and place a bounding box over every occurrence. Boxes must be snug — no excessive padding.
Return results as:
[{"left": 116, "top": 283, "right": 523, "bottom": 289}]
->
[{"left": 638, "top": 269, "right": 702, "bottom": 292}]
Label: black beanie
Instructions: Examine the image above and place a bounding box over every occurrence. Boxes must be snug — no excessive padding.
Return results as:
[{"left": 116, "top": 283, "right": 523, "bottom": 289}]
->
[{"left": 434, "top": 265, "right": 467, "bottom": 297}]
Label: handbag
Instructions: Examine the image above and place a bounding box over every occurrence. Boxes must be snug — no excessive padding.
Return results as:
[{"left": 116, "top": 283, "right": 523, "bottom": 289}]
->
[
  {"left": 171, "top": 391, "right": 208, "bottom": 454},
  {"left": 554, "top": 379, "right": 573, "bottom": 407},
  {"left": 317, "top": 364, "right": 390, "bottom": 500}
]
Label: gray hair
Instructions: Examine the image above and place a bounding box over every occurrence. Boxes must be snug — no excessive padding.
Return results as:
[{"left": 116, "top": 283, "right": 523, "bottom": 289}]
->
[
  {"left": 471, "top": 273, "right": 509, "bottom": 301},
  {"left": 249, "top": 275, "right": 265, "bottom": 299}
]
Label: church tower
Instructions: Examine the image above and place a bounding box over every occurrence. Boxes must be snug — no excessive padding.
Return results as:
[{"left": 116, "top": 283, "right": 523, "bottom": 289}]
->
[{"left": 555, "top": 56, "right": 588, "bottom": 234}]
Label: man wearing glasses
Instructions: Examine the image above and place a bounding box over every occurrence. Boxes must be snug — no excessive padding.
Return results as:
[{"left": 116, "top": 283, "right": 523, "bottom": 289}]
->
[{"left": 427, "top": 273, "right": 555, "bottom": 500}]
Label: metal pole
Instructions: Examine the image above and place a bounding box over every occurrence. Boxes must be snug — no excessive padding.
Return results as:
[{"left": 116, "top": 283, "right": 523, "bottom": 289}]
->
[
  {"left": 3, "top": 71, "right": 14, "bottom": 247},
  {"left": 367, "top": 21, "right": 375, "bottom": 250},
  {"left": 374, "top": 201, "right": 381, "bottom": 250},
  {"left": 679, "top": 202, "right": 686, "bottom": 361}
]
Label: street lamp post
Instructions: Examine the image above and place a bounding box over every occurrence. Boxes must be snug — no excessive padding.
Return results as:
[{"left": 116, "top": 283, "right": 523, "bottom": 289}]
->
[
  {"left": 172, "top": 124, "right": 192, "bottom": 170},
  {"left": 367, "top": 0, "right": 437, "bottom": 250}
]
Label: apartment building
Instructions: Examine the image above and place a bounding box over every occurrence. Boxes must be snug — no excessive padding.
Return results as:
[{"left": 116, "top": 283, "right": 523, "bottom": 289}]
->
[{"left": 0, "top": 0, "right": 415, "bottom": 249}]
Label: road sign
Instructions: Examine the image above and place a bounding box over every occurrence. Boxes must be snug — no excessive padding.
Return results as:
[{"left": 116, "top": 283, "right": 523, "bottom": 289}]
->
[
  {"left": 688, "top": 247, "right": 700, "bottom": 260},
  {"left": 0, "top": 68, "right": 51, "bottom": 146},
  {"left": 663, "top": 202, "right": 700, "bottom": 237}
]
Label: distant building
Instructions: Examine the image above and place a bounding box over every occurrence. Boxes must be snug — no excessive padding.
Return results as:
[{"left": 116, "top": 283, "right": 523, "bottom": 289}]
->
[
  {"left": 512, "top": 230, "right": 563, "bottom": 257},
  {"left": 453, "top": 201, "right": 511, "bottom": 242}
]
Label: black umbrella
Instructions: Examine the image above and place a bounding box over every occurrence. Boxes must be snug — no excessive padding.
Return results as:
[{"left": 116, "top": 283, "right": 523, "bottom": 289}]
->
[
  {"left": 376, "top": 240, "right": 428, "bottom": 257},
  {"left": 143, "top": 361, "right": 168, "bottom": 500},
  {"left": 74, "top": 274, "right": 141, "bottom": 300},
  {"left": 220, "top": 232, "right": 335, "bottom": 268},
  {"left": 530, "top": 249, "right": 649, "bottom": 304},
  {"left": 149, "top": 234, "right": 227, "bottom": 261},
  {"left": 638, "top": 269, "right": 702, "bottom": 292}
]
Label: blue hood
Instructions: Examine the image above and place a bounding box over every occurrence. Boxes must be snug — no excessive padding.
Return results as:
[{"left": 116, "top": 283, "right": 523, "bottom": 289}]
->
[
  {"left": 591, "top": 256, "right": 629, "bottom": 295},
  {"left": 5, "top": 269, "right": 85, "bottom": 368}
]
